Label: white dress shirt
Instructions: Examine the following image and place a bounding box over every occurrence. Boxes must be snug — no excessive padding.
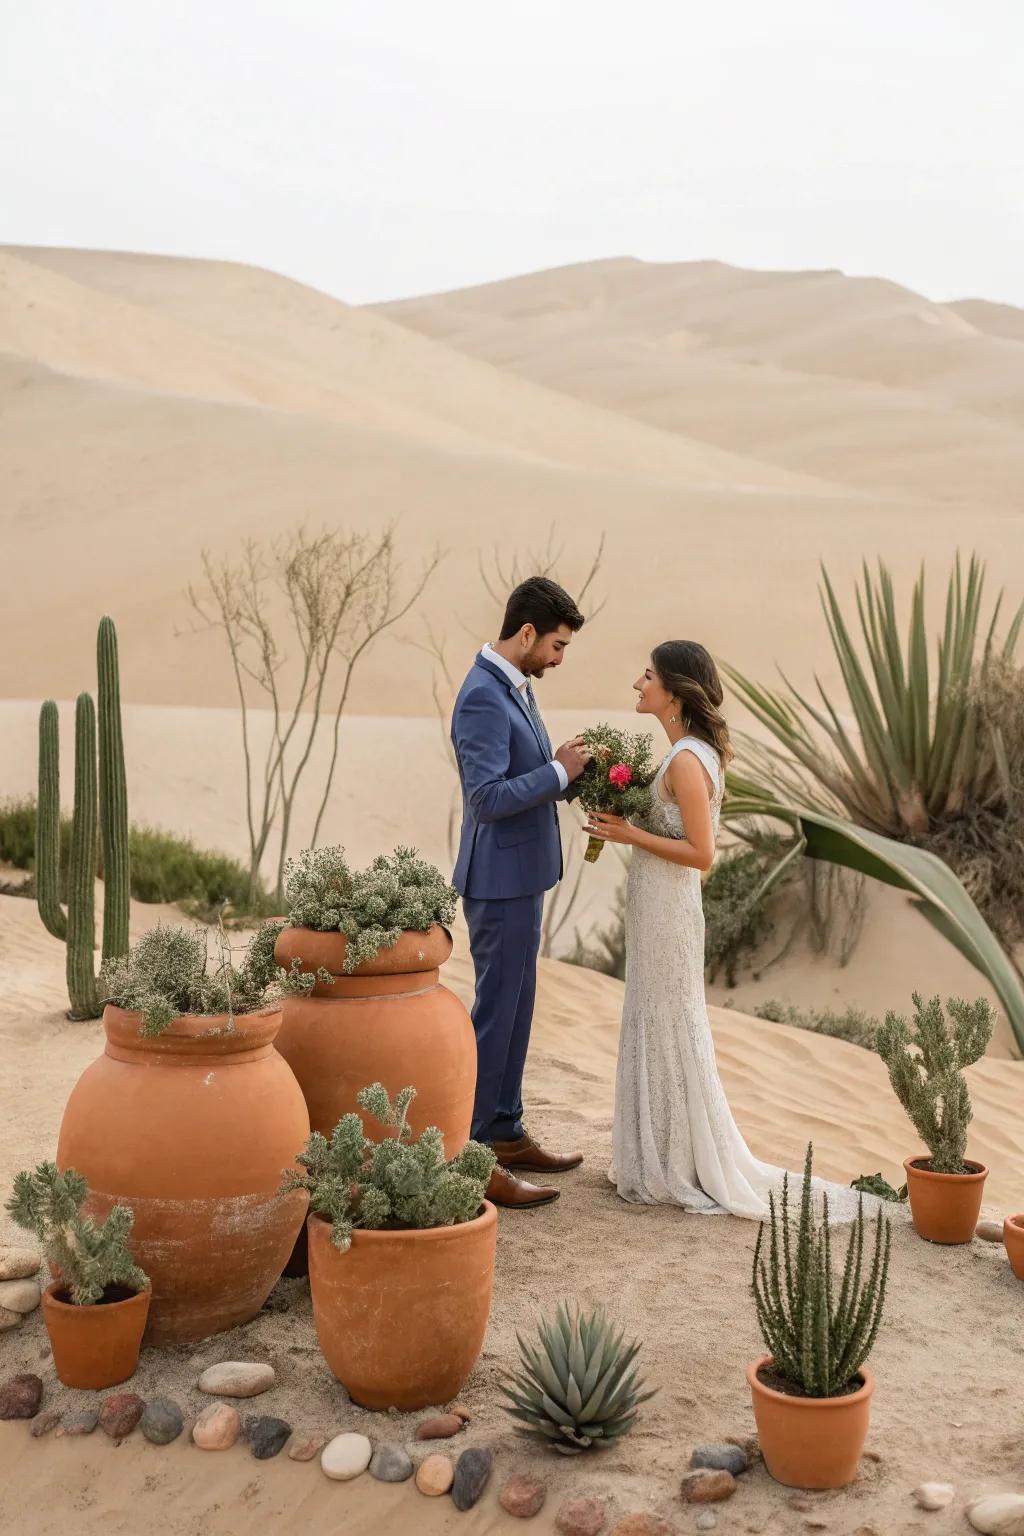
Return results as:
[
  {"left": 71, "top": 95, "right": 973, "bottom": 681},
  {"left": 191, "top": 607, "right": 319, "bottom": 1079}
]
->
[{"left": 481, "top": 643, "right": 569, "bottom": 791}]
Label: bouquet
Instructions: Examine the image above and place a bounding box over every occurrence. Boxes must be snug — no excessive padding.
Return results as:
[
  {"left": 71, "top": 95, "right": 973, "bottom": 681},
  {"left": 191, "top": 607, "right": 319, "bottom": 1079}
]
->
[{"left": 576, "top": 724, "right": 656, "bottom": 862}]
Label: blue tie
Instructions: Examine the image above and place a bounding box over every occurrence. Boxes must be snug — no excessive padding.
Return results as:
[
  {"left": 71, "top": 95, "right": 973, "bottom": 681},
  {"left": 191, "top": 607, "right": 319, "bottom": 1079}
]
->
[{"left": 524, "top": 681, "right": 552, "bottom": 757}]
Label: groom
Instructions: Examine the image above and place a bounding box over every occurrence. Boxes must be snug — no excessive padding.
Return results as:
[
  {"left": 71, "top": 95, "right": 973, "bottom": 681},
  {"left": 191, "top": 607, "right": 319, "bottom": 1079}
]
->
[{"left": 451, "top": 577, "right": 591, "bottom": 1210}]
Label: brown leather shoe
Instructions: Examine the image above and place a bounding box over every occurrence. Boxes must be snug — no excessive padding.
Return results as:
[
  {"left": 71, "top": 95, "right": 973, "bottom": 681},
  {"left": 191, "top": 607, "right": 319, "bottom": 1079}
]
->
[
  {"left": 490, "top": 1131, "right": 583, "bottom": 1173},
  {"left": 486, "top": 1166, "right": 560, "bottom": 1209}
]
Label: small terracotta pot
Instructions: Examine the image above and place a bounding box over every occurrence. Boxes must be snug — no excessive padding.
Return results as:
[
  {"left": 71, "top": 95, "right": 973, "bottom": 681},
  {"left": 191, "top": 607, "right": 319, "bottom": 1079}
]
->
[
  {"left": 42, "top": 1282, "right": 151, "bottom": 1390},
  {"left": 904, "top": 1156, "right": 988, "bottom": 1244},
  {"left": 747, "top": 1355, "right": 874, "bottom": 1489},
  {"left": 1004, "top": 1215, "right": 1024, "bottom": 1279},
  {"left": 307, "top": 1204, "right": 497, "bottom": 1411}
]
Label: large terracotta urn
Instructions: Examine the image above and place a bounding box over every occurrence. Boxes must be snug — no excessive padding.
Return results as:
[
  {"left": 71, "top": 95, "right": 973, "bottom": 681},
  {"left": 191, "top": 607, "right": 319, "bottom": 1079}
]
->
[{"left": 57, "top": 1006, "right": 310, "bottom": 1345}]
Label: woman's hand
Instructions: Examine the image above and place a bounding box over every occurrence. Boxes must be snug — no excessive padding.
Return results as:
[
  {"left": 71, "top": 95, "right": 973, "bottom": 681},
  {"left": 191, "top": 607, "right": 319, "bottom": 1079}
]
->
[{"left": 583, "top": 811, "right": 639, "bottom": 847}]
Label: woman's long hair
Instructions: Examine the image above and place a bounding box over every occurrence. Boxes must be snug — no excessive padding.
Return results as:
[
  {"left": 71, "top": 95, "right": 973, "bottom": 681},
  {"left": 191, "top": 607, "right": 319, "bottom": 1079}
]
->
[{"left": 651, "top": 641, "right": 733, "bottom": 765}]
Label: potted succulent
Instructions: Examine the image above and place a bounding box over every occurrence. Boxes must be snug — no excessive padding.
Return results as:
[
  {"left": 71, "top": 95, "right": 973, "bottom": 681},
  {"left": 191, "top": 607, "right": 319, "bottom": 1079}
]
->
[
  {"left": 284, "top": 1081, "right": 497, "bottom": 1411},
  {"left": 1004, "top": 1216, "right": 1024, "bottom": 1279},
  {"left": 56, "top": 924, "right": 309, "bottom": 1344},
  {"left": 875, "top": 992, "right": 994, "bottom": 1244},
  {"left": 6, "top": 1163, "right": 150, "bottom": 1389},
  {"left": 748, "top": 1144, "right": 891, "bottom": 1489},
  {"left": 271, "top": 846, "right": 476, "bottom": 1160}
]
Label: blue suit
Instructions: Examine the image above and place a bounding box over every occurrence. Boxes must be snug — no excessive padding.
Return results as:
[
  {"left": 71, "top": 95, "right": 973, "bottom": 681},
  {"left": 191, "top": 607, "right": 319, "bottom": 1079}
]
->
[{"left": 451, "top": 654, "right": 574, "bottom": 1143}]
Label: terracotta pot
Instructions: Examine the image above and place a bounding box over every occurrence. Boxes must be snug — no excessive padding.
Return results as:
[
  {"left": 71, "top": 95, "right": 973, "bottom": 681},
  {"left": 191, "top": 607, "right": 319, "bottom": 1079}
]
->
[
  {"left": 273, "top": 924, "right": 476, "bottom": 1152},
  {"left": 42, "top": 1281, "right": 150, "bottom": 1389},
  {"left": 747, "top": 1356, "right": 874, "bottom": 1489},
  {"left": 904, "top": 1156, "right": 988, "bottom": 1244},
  {"left": 306, "top": 1204, "right": 497, "bottom": 1411},
  {"left": 57, "top": 1006, "right": 309, "bottom": 1345},
  {"left": 1004, "top": 1215, "right": 1024, "bottom": 1279}
]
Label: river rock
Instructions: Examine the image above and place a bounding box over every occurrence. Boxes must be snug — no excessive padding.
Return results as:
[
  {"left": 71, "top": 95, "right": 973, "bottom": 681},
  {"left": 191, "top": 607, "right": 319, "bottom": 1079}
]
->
[
  {"left": 691, "top": 1443, "right": 749, "bottom": 1476},
  {"left": 968, "top": 1494, "right": 1024, "bottom": 1535},
  {"left": 555, "top": 1496, "right": 608, "bottom": 1536},
  {"left": 58, "top": 1408, "right": 100, "bottom": 1437},
  {"left": 0, "top": 1279, "right": 41, "bottom": 1314},
  {"left": 99, "top": 1392, "right": 145, "bottom": 1441},
  {"left": 0, "top": 1373, "right": 42, "bottom": 1419},
  {"left": 370, "top": 1442, "right": 414, "bottom": 1482},
  {"left": 914, "top": 1482, "right": 955, "bottom": 1510},
  {"left": 453, "top": 1447, "right": 493, "bottom": 1510},
  {"left": 244, "top": 1415, "right": 291, "bottom": 1460},
  {"left": 192, "top": 1402, "right": 241, "bottom": 1450},
  {"left": 976, "top": 1220, "right": 1005, "bottom": 1243},
  {"left": 287, "top": 1428, "right": 327, "bottom": 1462},
  {"left": 197, "top": 1361, "right": 275, "bottom": 1398},
  {"left": 140, "top": 1398, "right": 184, "bottom": 1445},
  {"left": 681, "top": 1470, "right": 737, "bottom": 1504},
  {"left": 0, "top": 1249, "right": 41, "bottom": 1281},
  {"left": 415, "top": 1413, "right": 464, "bottom": 1439},
  {"left": 449, "top": 1402, "right": 472, "bottom": 1423},
  {"left": 321, "top": 1432, "right": 373, "bottom": 1480},
  {"left": 415, "top": 1453, "right": 455, "bottom": 1496},
  {"left": 500, "top": 1474, "right": 547, "bottom": 1518},
  {"left": 30, "top": 1410, "right": 62, "bottom": 1438},
  {"left": 0, "top": 1308, "right": 21, "bottom": 1332},
  {"left": 695, "top": 1516, "right": 718, "bottom": 1533}
]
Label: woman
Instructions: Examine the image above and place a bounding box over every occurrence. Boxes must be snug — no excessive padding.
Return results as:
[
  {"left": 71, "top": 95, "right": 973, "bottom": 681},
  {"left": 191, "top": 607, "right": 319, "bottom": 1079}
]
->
[{"left": 585, "top": 640, "right": 864, "bottom": 1220}]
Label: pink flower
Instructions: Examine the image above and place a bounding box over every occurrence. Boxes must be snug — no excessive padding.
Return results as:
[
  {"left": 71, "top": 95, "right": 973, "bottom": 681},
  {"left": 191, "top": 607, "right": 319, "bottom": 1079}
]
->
[{"left": 608, "top": 763, "right": 632, "bottom": 789}]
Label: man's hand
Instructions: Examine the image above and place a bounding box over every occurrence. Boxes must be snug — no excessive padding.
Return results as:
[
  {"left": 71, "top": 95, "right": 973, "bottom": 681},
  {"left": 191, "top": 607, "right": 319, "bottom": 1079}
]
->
[{"left": 554, "top": 736, "right": 592, "bottom": 783}]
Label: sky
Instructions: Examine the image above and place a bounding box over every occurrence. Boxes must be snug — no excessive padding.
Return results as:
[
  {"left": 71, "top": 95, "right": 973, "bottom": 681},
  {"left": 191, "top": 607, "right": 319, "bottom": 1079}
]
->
[{"left": 3, "top": 1, "right": 1023, "bottom": 308}]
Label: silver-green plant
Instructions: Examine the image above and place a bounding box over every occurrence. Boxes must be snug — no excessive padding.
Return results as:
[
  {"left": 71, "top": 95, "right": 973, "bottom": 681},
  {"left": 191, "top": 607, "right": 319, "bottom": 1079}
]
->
[
  {"left": 501, "top": 1301, "right": 656, "bottom": 1454},
  {"left": 283, "top": 845, "right": 458, "bottom": 972},
  {"left": 100, "top": 922, "right": 281, "bottom": 1036},
  {"left": 282, "top": 1083, "right": 495, "bottom": 1252},
  {"left": 752, "top": 1145, "right": 891, "bottom": 1398},
  {"left": 6, "top": 1163, "right": 147, "bottom": 1306},
  {"left": 875, "top": 993, "right": 994, "bottom": 1174}
]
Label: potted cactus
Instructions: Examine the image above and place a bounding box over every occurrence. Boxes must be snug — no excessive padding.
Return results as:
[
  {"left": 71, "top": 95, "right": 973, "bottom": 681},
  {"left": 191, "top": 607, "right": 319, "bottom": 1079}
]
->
[
  {"left": 876, "top": 993, "right": 994, "bottom": 1244},
  {"left": 284, "top": 1082, "right": 497, "bottom": 1411},
  {"left": 6, "top": 1163, "right": 150, "bottom": 1389},
  {"left": 500, "top": 1302, "right": 656, "bottom": 1454},
  {"left": 748, "top": 1145, "right": 891, "bottom": 1489}
]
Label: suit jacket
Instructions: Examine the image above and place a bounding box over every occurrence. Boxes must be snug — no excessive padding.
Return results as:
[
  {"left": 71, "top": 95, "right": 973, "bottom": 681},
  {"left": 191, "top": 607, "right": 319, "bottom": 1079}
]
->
[{"left": 451, "top": 654, "right": 577, "bottom": 899}]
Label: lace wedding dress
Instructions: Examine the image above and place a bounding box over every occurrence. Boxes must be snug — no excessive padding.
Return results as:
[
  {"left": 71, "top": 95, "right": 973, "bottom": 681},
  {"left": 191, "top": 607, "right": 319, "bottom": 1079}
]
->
[{"left": 610, "top": 736, "right": 870, "bottom": 1223}]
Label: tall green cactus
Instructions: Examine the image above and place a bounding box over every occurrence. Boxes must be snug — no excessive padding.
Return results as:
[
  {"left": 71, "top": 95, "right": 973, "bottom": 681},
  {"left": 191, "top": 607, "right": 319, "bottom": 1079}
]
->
[{"left": 35, "top": 617, "right": 131, "bottom": 1020}]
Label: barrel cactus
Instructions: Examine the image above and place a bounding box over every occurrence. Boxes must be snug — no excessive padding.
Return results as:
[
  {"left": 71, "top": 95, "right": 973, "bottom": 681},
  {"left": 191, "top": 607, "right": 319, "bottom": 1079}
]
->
[{"left": 501, "top": 1302, "right": 656, "bottom": 1454}]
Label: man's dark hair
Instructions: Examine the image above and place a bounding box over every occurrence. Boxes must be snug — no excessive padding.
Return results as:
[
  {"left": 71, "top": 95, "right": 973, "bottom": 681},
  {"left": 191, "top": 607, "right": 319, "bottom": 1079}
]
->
[{"left": 499, "top": 576, "right": 585, "bottom": 641}]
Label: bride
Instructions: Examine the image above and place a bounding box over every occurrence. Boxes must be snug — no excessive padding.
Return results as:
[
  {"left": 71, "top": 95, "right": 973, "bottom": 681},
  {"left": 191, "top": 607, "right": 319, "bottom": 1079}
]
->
[{"left": 584, "top": 639, "right": 866, "bottom": 1222}]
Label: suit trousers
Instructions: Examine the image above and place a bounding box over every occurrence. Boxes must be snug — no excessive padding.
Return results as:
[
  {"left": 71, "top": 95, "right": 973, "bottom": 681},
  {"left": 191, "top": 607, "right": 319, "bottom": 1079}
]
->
[{"left": 462, "top": 892, "right": 544, "bottom": 1144}]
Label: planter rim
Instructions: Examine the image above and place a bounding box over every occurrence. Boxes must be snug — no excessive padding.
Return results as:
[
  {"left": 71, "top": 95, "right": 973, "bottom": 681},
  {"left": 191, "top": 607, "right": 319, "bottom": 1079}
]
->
[
  {"left": 276, "top": 923, "right": 453, "bottom": 979},
  {"left": 308, "top": 1200, "right": 496, "bottom": 1247},
  {"left": 42, "top": 1279, "right": 151, "bottom": 1312},
  {"left": 103, "top": 1003, "right": 283, "bottom": 1053},
  {"left": 903, "top": 1155, "right": 988, "bottom": 1183},
  {"left": 746, "top": 1355, "right": 874, "bottom": 1409}
]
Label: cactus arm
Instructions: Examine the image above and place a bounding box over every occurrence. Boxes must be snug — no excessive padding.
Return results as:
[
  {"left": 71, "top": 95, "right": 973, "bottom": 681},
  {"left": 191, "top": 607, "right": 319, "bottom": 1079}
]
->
[
  {"left": 97, "top": 616, "right": 130, "bottom": 962},
  {"left": 35, "top": 700, "right": 67, "bottom": 940},
  {"left": 66, "top": 693, "right": 100, "bottom": 1020}
]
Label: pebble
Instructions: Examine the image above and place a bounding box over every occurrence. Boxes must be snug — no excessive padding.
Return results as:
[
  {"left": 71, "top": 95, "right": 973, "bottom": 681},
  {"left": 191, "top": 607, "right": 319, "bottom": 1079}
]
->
[
  {"left": 321, "top": 1432, "right": 373, "bottom": 1481},
  {"left": 197, "top": 1362, "right": 276, "bottom": 1398},
  {"left": 57, "top": 1408, "right": 100, "bottom": 1437},
  {"left": 968, "top": 1494, "right": 1024, "bottom": 1535},
  {"left": 555, "top": 1495, "right": 608, "bottom": 1536},
  {"left": 369, "top": 1442, "right": 414, "bottom": 1482},
  {"left": 244, "top": 1415, "right": 291, "bottom": 1460},
  {"left": 691, "top": 1443, "right": 749, "bottom": 1476},
  {"left": 681, "top": 1470, "right": 737, "bottom": 1504},
  {"left": 452, "top": 1447, "right": 493, "bottom": 1511},
  {"left": 30, "top": 1410, "right": 62, "bottom": 1438},
  {"left": 696, "top": 1516, "right": 718, "bottom": 1534},
  {"left": 192, "top": 1402, "right": 241, "bottom": 1451},
  {"left": 287, "top": 1428, "right": 327, "bottom": 1462},
  {"left": 500, "top": 1474, "right": 547, "bottom": 1518},
  {"left": 99, "top": 1392, "right": 145, "bottom": 1442},
  {"left": 415, "top": 1453, "right": 455, "bottom": 1496},
  {"left": 415, "top": 1413, "right": 464, "bottom": 1440},
  {"left": 0, "top": 1279, "right": 41, "bottom": 1314},
  {"left": 0, "top": 1248, "right": 41, "bottom": 1281},
  {"left": 0, "top": 1308, "right": 20, "bottom": 1332},
  {"left": 914, "top": 1482, "right": 955, "bottom": 1511},
  {"left": 610, "top": 1517, "right": 673, "bottom": 1536},
  {"left": 140, "top": 1398, "right": 184, "bottom": 1445},
  {"left": 976, "top": 1220, "right": 1005, "bottom": 1243},
  {"left": 449, "top": 1402, "right": 472, "bottom": 1423},
  {"left": 0, "top": 1373, "right": 43, "bottom": 1419}
]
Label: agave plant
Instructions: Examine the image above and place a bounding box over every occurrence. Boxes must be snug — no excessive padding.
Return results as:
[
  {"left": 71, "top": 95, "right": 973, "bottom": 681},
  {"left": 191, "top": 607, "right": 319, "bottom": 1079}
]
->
[{"left": 501, "top": 1302, "right": 656, "bottom": 1454}]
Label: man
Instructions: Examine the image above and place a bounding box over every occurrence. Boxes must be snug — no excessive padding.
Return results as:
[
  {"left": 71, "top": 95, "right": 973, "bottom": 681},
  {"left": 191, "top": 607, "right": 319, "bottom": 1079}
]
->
[{"left": 451, "top": 576, "right": 591, "bottom": 1209}]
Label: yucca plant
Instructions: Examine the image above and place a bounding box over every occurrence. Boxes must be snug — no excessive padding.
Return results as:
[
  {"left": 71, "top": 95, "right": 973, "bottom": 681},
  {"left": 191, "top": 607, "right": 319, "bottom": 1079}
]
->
[
  {"left": 752, "top": 1145, "right": 891, "bottom": 1398},
  {"left": 875, "top": 993, "right": 994, "bottom": 1174},
  {"left": 501, "top": 1302, "right": 656, "bottom": 1454}
]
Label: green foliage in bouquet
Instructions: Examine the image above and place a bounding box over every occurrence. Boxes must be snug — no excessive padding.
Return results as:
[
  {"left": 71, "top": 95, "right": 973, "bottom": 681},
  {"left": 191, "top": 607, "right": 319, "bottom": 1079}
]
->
[
  {"left": 752, "top": 1144, "right": 891, "bottom": 1398},
  {"left": 100, "top": 923, "right": 280, "bottom": 1036},
  {"left": 875, "top": 992, "right": 994, "bottom": 1174},
  {"left": 501, "top": 1301, "right": 656, "bottom": 1454},
  {"left": 6, "top": 1162, "right": 148, "bottom": 1306},
  {"left": 283, "top": 845, "right": 458, "bottom": 972},
  {"left": 282, "top": 1083, "right": 496, "bottom": 1252},
  {"left": 576, "top": 725, "right": 656, "bottom": 863}
]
